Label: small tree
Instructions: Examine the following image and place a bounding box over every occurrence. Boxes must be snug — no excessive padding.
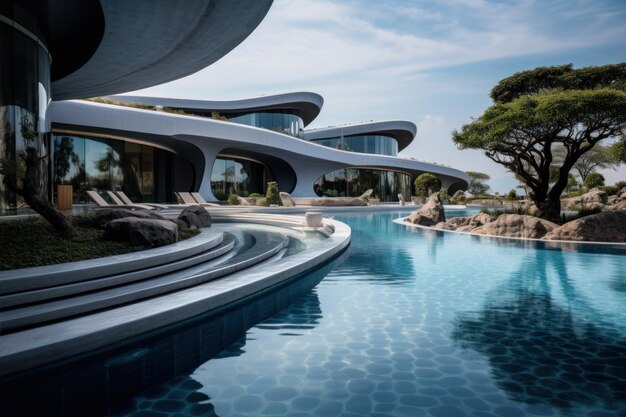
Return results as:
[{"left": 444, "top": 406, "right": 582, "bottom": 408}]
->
[
  {"left": 584, "top": 172, "right": 605, "bottom": 189},
  {"left": 466, "top": 171, "right": 490, "bottom": 195},
  {"left": 262, "top": 181, "right": 282, "bottom": 206},
  {"left": 0, "top": 117, "right": 73, "bottom": 236},
  {"left": 414, "top": 173, "right": 441, "bottom": 196},
  {"left": 506, "top": 189, "right": 518, "bottom": 200}
]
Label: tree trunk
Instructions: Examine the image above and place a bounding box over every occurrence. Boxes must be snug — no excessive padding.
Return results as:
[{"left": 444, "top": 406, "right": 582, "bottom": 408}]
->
[
  {"left": 535, "top": 195, "right": 561, "bottom": 223},
  {"left": 4, "top": 148, "right": 74, "bottom": 237},
  {"left": 22, "top": 190, "right": 74, "bottom": 237}
]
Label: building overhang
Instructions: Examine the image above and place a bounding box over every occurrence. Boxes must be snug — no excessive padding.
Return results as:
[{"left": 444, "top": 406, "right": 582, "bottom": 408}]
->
[
  {"left": 50, "top": 0, "right": 273, "bottom": 100},
  {"left": 107, "top": 92, "right": 324, "bottom": 127},
  {"left": 304, "top": 120, "right": 417, "bottom": 152}
]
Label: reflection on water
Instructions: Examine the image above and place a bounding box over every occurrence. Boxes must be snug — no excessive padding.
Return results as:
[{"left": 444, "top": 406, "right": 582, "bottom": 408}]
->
[
  {"left": 452, "top": 247, "right": 626, "bottom": 412},
  {"left": 325, "top": 213, "right": 417, "bottom": 285}
]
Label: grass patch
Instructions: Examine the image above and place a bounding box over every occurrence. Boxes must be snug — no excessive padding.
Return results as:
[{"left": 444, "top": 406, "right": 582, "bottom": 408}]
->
[{"left": 0, "top": 216, "right": 199, "bottom": 270}]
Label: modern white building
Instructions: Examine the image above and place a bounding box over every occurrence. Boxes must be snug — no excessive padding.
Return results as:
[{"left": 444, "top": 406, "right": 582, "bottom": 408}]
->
[{"left": 1, "top": 0, "right": 468, "bottom": 216}]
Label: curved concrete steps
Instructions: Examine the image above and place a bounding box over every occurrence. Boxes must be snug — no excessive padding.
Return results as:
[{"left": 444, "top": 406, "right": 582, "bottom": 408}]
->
[
  {"left": 0, "top": 234, "right": 236, "bottom": 310},
  {"left": 0, "top": 231, "right": 226, "bottom": 295},
  {"left": 0, "top": 230, "right": 288, "bottom": 333}
]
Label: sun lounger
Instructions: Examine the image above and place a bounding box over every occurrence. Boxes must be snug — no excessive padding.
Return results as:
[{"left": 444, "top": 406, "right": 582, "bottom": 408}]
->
[
  {"left": 86, "top": 190, "right": 154, "bottom": 210},
  {"left": 190, "top": 192, "right": 221, "bottom": 206},
  {"left": 115, "top": 191, "right": 170, "bottom": 209},
  {"left": 177, "top": 192, "right": 218, "bottom": 207}
]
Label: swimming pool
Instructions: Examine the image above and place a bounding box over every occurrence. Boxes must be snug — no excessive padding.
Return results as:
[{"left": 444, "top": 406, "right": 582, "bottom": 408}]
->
[
  {"left": 8, "top": 209, "right": 625, "bottom": 417},
  {"left": 104, "top": 208, "right": 625, "bottom": 417}
]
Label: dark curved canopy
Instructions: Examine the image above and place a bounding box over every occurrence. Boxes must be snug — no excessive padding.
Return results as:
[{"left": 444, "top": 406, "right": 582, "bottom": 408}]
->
[{"left": 50, "top": 0, "right": 273, "bottom": 100}]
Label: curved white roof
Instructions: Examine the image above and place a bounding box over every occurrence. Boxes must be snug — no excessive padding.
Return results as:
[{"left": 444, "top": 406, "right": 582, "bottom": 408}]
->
[
  {"left": 107, "top": 92, "right": 324, "bottom": 126},
  {"left": 305, "top": 120, "right": 417, "bottom": 152}
]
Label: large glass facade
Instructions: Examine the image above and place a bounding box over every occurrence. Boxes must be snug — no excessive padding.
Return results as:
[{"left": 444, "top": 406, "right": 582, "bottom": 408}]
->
[
  {"left": 314, "top": 168, "right": 412, "bottom": 202},
  {"left": 228, "top": 111, "right": 304, "bottom": 138},
  {"left": 51, "top": 134, "right": 175, "bottom": 204},
  {"left": 311, "top": 134, "right": 398, "bottom": 156},
  {"left": 0, "top": 6, "right": 51, "bottom": 215},
  {"left": 210, "top": 156, "right": 273, "bottom": 200}
]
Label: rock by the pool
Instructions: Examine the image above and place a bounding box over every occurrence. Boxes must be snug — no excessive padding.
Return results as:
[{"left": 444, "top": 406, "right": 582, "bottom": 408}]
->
[
  {"left": 178, "top": 206, "right": 212, "bottom": 229},
  {"left": 105, "top": 218, "right": 179, "bottom": 247},
  {"left": 94, "top": 208, "right": 166, "bottom": 227},
  {"left": 543, "top": 210, "right": 626, "bottom": 242},
  {"left": 406, "top": 193, "right": 445, "bottom": 226},
  {"left": 562, "top": 188, "right": 607, "bottom": 210},
  {"left": 470, "top": 214, "right": 558, "bottom": 239}
]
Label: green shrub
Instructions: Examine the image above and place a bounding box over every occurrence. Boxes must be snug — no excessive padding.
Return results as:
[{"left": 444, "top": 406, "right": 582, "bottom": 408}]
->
[
  {"left": 414, "top": 173, "right": 441, "bottom": 196},
  {"left": 598, "top": 185, "right": 619, "bottom": 196},
  {"left": 584, "top": 172, "right": 605, "bottom": 189},
  {"left": 506, "top": 189, "right": 518, "bottom": 200},
  {"left": 227, "top": 194, "right": 240, "bottom": 205},
  {"left": 261, "top": 181, "right": 282, "bottom": 206},
  {"left": 615, "top": 181, "right": 626, "bottom": 190},
  {"left": 248, "top": 193, "right": 262, "bottom": 198}
]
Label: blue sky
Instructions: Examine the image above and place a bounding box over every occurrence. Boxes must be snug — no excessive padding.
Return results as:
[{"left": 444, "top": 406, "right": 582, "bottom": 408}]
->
[{"left": 130, "top": 0, "right": 626, "bottom": 192}]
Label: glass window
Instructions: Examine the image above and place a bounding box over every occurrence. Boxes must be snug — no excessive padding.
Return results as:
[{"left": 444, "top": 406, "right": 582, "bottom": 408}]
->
[
  {"left": 310, "top": 134, "right": 399, "bottom": 156},
  {"left": 314, "top": 169, "right": 411, "bottom": 202},
  {"left": 85, "top": 139, "right": 113, "bottom": 193},
  {"left": 210, "top": 156, "right": 273, "bottom": 200}
]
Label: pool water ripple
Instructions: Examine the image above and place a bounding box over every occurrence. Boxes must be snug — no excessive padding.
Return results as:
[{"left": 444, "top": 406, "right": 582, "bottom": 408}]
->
[{"left": 117, "top": 209, "right": 626, "bottom": 417}]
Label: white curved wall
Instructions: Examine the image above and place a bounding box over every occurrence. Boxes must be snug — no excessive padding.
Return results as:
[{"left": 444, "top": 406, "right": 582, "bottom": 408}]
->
[{"left": 50, "top": 101, "right": 469, "bottom": 200}]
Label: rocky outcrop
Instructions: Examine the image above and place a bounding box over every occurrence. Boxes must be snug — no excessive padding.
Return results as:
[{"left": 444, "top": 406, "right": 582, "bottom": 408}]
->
[
  {"left": 105, "top": 218, "right": 179, "bottom": 247},
  {"left": 543, "top": 210, "right": 626, "bottom": 242},
  {"left": 562, "top": 188, "right": 607, "bottom": 210},
  {"left": 406, "top": 193, "right": 445, "bottom": 226},
  {"left": 310, "top": 197, "right": 367, "bottom": 207},
  {"left": 94, "top": 208, "right": 166, "bottom": 227},
  {"left": 178, "top": 206, "right": 212, "bottom": 229},
  {"left": 606, "top": 189, "right": 626, "bottom": 211},
  {"left": 470, "top": 214, "right": 558, "bottom": 239},
  {"left": 433, "top": 212, "right": 496, "bottom": 231}
]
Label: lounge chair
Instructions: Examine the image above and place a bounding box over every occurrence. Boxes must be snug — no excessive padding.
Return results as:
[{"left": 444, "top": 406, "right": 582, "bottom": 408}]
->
[
  {"left": 359, "top": 189, "right": 374, "bottom": 200},
  {"left": 86, "top": 190, "right": 154, "bottom": 210},
  {"left": 236, "top": 195, "right": 252, "bottom": 206},
  {"left": 279, "top": 192, "right": 296, "bottom": 207},
  {"left": 177, "top": 192, "right": 218, "bottom": 207},
  {"left": 105, "top": 191, "right": 157, "bottom": 210},
  {"left": 115, "top": 190, "right": 170, "bottom": 209},
  {"left": 190, "top": 192, "right": 221, "bottom": 207}
]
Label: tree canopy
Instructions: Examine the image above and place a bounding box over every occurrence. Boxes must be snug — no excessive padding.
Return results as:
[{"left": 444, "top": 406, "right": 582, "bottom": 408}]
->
[
  {"left": 414, "top": 173, "right": 441, "bottom": 196},
  {"left": 453, "top": 63, "right": 626, "bottom": 221},
  {"left": 466, "top": 171, "right": 490, "bottom": 195}
]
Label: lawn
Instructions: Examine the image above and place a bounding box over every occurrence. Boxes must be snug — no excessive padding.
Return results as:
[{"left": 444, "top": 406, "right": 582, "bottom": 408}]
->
[{"left": 0, "top": 216, "right": 198, "bottom": 270}]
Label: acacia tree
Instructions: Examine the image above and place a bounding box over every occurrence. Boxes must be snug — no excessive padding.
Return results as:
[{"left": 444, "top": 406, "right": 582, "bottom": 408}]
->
[
  {"left": 453, "top": 63, "right": 626, "bottom": 221},
  {"left": 466, "top": 171, "right": 490, "bottom": 195},
  {"left": 551, "top": 144, "right": 620, "bottom": 184}
]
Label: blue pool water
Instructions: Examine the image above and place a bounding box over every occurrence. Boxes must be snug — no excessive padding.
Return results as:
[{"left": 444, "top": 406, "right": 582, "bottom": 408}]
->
[{"left": 106, "top": 210, "right": 626, "bottom": 416}]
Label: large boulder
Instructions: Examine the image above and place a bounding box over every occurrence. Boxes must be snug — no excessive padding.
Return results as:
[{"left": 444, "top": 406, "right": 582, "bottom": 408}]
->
[
  {"left": 105, "top": 218, "right": 179, "bottom": 247},
  {"left": 471, "top": 214, "right": 558, "bottom": 239},
  {"left": 433, "top": 212, "right": 497, "bottom": 231},
  {"left": 94, "top": 208, "right": 166, "bottom": 227},
  {"left": 607, "top": 189, "right": 626, "bottom": 211},
  {"left": 406, "top": 193, "right": 445, "bottom": 226},
  {"left": 543, "top": 210, "right": 626, "bottom": 242},
  {"left": 562, "top": 188, "right": 607, "bottom": 210},
  {"left": 310, "top": 197, "right": 367, "bottom": 206},
  {"left": 178, "top": 206, "right": 212, "bottom": 229}
]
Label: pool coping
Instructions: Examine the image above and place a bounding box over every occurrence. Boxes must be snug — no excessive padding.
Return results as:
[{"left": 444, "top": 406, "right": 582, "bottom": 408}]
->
[
  {"left": 393, "top": 217, "right": 626, "bottom": 249},
  {"left": 0, "top": 214, "right": 351, "bottom": 378}
]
